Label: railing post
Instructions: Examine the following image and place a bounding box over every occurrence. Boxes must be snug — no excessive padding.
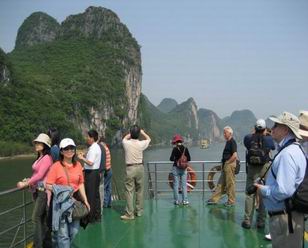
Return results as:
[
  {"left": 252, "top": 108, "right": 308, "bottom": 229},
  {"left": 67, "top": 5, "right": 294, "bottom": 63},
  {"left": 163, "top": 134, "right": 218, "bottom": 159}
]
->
[
  {"left": 202, "top": 162, "right": 205, "bottom": 201},
  {"left": 23, "top": 189, "right": 26, "bottom": 248},
  {"left": 147, "top": 162, "right": 154, "bottom": 199},
  {"left": 154, "top": 163, "right": 157, "bottom": 199}
]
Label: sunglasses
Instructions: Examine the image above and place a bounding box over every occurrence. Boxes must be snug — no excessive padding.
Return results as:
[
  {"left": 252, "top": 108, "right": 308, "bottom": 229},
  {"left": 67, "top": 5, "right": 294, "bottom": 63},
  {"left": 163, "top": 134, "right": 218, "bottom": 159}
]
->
[
  {"left": 62, "top": 146, "right": 76, "bottom": 151},
  {"left": 272, "top": 123, "right": 281, "bottom": 129}
]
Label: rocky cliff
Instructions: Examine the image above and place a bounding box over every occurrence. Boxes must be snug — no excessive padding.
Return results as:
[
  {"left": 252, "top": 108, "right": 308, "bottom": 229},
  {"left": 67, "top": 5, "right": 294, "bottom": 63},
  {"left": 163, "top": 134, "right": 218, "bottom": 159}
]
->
[
  {"left": 0, "top": 6, "right": 141, "bottom": 144},
  {"left": 15, "top": 12, "right": 60, "bottom": 49},
  {"left": 0, "top": 48, "right": 11, "bottom": 86},
  {"left": 198, "top": 108, "right": 223, "bottom": 142}
]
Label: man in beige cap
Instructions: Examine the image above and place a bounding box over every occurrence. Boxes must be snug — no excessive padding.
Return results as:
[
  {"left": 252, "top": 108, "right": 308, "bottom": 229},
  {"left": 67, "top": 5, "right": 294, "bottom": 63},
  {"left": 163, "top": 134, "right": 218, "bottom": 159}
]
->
[
  {"left": 299, "top": 111, "right": 308, "bottom": 157},
  {"left": 255, "top": 112, "right": 306, "bottom": 248}
]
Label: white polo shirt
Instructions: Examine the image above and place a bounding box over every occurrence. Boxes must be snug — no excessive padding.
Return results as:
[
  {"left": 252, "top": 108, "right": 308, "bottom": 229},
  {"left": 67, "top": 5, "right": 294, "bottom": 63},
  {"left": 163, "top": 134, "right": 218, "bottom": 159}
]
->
[{"left": 84, "top": 142, "right": 101, "bottom": 170}]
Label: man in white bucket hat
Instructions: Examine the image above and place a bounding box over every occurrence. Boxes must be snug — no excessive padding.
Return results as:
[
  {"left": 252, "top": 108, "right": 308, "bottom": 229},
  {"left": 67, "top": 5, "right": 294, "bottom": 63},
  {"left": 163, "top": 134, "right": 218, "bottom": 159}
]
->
[{"left": 255, "top": 112, "right": 306, "bottom": 248}]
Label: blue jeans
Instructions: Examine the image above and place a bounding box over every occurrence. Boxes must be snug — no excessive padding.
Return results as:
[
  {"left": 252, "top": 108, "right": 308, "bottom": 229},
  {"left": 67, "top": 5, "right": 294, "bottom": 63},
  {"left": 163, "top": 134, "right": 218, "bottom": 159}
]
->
[
  {"left": 172, "top": 166, "right": 188, "bottom": 203},
  {"left": 54, "top": 218, "right": 79, "bottom": 248},
  {"left": 104, "top": 169, "right": 112, "bottom": 207}
]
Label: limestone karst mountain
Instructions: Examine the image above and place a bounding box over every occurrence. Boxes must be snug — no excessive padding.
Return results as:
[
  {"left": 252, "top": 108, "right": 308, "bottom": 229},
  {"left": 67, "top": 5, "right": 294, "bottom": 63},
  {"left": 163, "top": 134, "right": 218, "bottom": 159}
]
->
[{"left": 0, "top": 6, "right": 141, "bottom": 144}]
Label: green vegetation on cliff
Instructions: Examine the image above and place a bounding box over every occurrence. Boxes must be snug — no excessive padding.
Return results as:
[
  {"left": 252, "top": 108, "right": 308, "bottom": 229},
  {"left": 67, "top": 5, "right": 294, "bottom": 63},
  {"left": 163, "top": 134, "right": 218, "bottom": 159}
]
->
[{"left": 0, "top": 7, "right": 141, "bottom": 154}]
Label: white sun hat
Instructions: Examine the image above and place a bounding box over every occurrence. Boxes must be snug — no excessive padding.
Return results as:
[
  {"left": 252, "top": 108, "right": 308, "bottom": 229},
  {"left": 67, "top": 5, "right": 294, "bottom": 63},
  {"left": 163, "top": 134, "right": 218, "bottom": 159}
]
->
[
  {"left": 298, "top": 111, "right": 308, "bottom": 137},
  {"left": 269, "top": 112, "right": 302, "bottom": 139},
  {"left": 59, "top": 138, "right": 76, "bottom": 149}
]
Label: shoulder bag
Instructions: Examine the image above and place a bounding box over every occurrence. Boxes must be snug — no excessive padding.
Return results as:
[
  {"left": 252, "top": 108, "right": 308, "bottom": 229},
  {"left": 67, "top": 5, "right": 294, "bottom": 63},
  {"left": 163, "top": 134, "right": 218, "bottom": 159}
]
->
[{"left": 61, "top": 163, "right": 89, "bottom": 220}]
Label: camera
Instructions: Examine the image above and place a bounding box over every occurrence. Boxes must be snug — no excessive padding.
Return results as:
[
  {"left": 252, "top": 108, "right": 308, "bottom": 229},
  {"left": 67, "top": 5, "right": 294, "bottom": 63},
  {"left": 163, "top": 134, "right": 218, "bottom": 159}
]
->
[{"left": 246, "top": 177, "right": 265, "bottom": 195}]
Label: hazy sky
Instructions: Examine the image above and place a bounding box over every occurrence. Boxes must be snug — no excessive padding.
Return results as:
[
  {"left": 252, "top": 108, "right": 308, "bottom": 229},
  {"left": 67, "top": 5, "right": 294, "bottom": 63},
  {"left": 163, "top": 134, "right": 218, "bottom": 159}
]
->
[{"left": 0, "top": 0, "right": 307, "bottom": 118}]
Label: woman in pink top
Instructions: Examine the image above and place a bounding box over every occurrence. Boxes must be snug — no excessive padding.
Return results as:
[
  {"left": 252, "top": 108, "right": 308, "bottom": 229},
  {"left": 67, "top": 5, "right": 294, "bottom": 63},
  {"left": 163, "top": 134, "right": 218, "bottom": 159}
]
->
[{"left": 16, "top": 133, "right": 53, "bottom": 248}]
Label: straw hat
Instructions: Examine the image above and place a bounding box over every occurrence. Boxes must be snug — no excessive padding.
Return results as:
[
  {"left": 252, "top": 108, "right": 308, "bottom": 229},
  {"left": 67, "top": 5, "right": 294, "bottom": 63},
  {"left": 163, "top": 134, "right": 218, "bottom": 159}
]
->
[
  {"left": 298, "top": 111, "right": 308, "bottom": 137},
  {"left": 33, "top": 133, "right": 51, "bottom": 147},
  {"left": 269, "top": 112, "right": 302, "bottom": 139}
]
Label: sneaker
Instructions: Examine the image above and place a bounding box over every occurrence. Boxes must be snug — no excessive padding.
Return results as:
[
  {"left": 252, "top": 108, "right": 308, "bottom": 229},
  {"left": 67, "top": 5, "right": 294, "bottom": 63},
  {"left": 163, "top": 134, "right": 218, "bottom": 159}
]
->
[
  {"left": 183, "top": 201, "right": 189, "bottom": 205},
  {"left": 120, "top": 214, "right": 134, "bottom": 220},
  {"left": 256, "top": 223, "right": 265, "bottom": 229},
  {"left": 135, "top": 212, "right": 143, "bottom": 217},
  {"left": 224, "top": 202, "right": 235, "bottom": 207},
  {"left": 174, "top": 200, "right": 180, "bottom": 205},
  {"left": 207, "top": 200, "right": 217, "bottom": 205},
  {"left": 265, "top": 233, "right": 271, "bottom": 241},
  {"left": 241, "top": 221, "right": 251, "bottom": 229}
]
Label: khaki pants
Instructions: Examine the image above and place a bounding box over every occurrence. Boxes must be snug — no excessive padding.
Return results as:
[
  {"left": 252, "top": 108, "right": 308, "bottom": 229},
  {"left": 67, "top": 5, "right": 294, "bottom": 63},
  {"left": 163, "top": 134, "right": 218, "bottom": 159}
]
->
[
  {"left": 211, "top": 161, "right": 236, "bottom": 204},
  {"left": 243, "top": 162, "right": 269, "bottom": 225},
  {"left": 124, "top": 164, "right": 144, "bottom": 217},
  {"left": 270, "top": 211, "right": 304, "bottom": 248}
]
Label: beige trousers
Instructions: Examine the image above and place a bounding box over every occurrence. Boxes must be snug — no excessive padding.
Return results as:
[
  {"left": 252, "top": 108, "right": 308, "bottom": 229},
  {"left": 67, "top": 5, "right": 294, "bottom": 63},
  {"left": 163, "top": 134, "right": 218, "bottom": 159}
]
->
[
  {"left": 211, "top": 160, "right": 236, "bottom": 204},
  {"left": 124, "top": 164, "right": 144, "bottom": 217},
  {"left": 270, "top": 211, "right": 304, "bottom": 248}
]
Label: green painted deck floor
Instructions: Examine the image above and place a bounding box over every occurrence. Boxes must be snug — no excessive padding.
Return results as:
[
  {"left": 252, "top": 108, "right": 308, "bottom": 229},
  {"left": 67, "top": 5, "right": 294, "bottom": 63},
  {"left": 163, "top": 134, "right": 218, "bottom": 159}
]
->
[{"left": 72, "top": 193, "right": 306, "bottom": 248}]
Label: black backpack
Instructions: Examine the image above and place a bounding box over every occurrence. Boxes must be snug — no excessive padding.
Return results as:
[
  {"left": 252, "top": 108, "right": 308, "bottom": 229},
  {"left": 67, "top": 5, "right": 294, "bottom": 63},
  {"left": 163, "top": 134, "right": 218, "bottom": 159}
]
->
[
  {"left": 287, "top": 145, "right": 308, "bottom": 213},
  {"left": 247, "top": 134, "right": 268, "bottom": 166},
  {"left": 270, "top": 141, "right": 307, "bottom": 233}
]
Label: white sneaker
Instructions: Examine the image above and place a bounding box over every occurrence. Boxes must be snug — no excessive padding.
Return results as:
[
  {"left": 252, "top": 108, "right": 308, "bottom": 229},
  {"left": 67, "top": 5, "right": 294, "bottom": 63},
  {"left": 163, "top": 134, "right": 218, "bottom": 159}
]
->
[
  {"left": 183, "top": 201, "right": 189, "bottom": 205},
  {"left": 265, "top": 234, "right": 271, "bottom": 241}
]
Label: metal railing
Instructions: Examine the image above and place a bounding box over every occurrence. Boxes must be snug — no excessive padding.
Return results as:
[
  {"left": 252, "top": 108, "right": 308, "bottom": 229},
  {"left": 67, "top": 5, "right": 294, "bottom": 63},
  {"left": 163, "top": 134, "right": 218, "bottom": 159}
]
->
[
  {"left": 0, "top": 188, "right": 33, "bottom": 248},
  {"left": 146, "top": 160, "right": 246, "bottom": 200}
]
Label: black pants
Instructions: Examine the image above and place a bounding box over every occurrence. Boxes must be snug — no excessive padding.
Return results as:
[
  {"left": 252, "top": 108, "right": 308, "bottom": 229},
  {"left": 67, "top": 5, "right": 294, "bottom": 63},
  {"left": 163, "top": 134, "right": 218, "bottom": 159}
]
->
[
  {"left": 84, "top": 169, "right": 101, "bottom": 222},
  {"left": 32, "top": 191, "right": 52, "bottom": 248}
]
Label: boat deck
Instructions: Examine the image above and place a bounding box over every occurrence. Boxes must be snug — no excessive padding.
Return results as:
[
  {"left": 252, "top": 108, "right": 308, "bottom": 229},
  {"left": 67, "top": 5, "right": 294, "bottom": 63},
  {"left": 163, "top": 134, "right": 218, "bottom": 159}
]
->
[{"left": 72, "top": 193, "right": 286, "bottom": 248}]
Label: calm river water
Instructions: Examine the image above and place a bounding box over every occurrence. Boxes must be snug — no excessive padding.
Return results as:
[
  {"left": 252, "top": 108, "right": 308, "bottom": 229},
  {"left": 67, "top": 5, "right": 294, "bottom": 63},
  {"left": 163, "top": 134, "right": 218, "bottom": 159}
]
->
[{"left": 0, "top": 143, "right": 247, "bottom": 192}]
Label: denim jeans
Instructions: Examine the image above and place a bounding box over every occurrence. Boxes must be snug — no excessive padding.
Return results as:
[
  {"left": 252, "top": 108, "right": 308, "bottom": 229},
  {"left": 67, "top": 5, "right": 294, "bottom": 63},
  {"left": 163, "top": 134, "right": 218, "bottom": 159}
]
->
[
  {"left": 99, "top": 175, "right": 104, "bottom": 210},
  {"left": 104, "top": 169, "right": 112, "bottom": 207},
  {"left": 54, "top": 218, "right": 80, "bottom": 248},
  {"left": 32, "top": 190, "right": 48, "bottom": 248},
  {"left": 172, "top": 166, "right": 188, "bottom": 203}
]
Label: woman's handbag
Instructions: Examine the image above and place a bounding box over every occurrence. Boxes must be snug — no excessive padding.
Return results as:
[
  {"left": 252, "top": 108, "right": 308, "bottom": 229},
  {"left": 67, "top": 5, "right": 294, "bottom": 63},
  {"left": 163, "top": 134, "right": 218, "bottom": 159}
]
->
[
  {"left": 235, "top": 159, "right": 241, "bottom": 175},
  {"left": 61, "top": 163, "right": 89, "bottom": 220},
  {"left": 72, "top": 200, "right": 89, "bottom": 220}
]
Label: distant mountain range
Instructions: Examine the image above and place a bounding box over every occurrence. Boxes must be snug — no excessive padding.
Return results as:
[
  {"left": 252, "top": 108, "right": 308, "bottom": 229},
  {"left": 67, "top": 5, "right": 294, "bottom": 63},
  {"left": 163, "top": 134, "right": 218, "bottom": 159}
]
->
[{"left": 139, "top": 96, "right": 260, "bottom": 145}]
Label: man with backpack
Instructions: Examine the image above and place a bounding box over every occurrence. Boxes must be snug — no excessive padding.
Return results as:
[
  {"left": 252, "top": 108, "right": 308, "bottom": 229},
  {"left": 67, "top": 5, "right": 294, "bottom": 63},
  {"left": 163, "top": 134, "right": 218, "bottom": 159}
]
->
[
  {"left": 241, "top": 119, "right": 275, "bottom": 229},
  {"left": 255, "top": 112, "right": 306, "bottom": 248}
]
